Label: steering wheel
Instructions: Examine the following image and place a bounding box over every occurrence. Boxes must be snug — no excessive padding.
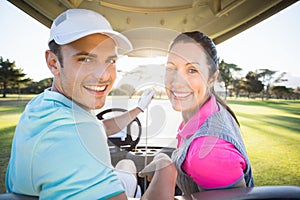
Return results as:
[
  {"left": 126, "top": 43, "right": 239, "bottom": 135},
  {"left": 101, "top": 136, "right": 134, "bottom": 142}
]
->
[{"left": 96, "top": 108, "right": 142, "bottom": 151}]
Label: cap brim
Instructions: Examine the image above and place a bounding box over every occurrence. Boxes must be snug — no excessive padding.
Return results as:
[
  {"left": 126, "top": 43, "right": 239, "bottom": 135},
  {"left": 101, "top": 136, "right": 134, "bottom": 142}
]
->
[{"left": 51, "top": 29, "right": 133, "bottom": 52}]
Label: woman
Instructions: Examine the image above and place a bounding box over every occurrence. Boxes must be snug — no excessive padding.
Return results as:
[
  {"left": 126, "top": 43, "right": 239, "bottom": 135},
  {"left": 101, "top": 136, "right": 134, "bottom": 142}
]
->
[{"left": 165, "top": 31, "right": 254, "bottom": 195}]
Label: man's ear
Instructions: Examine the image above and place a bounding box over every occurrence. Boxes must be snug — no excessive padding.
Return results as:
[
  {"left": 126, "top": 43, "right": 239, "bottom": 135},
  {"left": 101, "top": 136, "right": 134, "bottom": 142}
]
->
[{"left": 45, "top": 50, "right": 60, "bottom": 75}]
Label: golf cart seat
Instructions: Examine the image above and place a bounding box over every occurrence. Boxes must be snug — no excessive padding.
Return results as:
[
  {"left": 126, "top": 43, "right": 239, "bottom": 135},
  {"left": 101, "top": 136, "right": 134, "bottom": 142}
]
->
[{"left": 1, "top": 186, "right": 300, "bottom": 199}]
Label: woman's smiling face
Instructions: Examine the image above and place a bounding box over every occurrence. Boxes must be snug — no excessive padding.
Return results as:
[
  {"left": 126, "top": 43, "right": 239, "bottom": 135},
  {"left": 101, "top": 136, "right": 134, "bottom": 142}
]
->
[{"left": 165, "top": 42, "right": 211, "bottom": 114}]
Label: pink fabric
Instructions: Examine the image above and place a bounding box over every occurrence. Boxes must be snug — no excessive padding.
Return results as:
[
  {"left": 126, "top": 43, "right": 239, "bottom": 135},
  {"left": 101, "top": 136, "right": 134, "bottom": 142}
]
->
[
  {"left": 182, "top": 137, "right": 247, "bottom": 188},
  {"left": 177, "top": 96, "right": 247, "bottom": 189},
  {"left": 177, "top": 95, "right": 219, "bottom": 147}
]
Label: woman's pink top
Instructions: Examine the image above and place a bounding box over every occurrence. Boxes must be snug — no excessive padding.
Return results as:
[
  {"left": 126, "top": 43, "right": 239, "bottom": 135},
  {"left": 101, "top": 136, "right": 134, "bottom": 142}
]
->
[{"left": 177, "top": 96, "right": 246, "bottom": 189}]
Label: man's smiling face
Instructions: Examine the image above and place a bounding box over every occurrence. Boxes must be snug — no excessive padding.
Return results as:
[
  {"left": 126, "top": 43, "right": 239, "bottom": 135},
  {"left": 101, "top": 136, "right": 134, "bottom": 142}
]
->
[{"left": 52, "top": 33, "right": 117, "bottom": 110}]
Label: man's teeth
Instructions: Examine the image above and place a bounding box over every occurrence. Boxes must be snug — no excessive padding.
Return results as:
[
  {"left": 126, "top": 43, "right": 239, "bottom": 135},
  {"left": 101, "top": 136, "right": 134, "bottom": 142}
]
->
[
  {"left": 173, "top": 92, "right": 190, "bottom": 98},
  {"left": 86, "top": 85, "right": 106, "bottom": 92}
]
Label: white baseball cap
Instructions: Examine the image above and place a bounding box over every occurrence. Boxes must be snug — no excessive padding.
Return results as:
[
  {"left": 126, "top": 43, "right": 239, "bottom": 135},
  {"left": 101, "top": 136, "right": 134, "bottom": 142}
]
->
[{"left": 48, "top": 9, "right": 132, "bottom": 51}]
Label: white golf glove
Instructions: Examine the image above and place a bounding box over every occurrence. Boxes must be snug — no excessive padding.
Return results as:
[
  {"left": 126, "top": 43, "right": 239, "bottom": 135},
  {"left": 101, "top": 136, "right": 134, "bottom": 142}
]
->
[{"left": 137, "top": 89, "right": 155, "bottom": 112}]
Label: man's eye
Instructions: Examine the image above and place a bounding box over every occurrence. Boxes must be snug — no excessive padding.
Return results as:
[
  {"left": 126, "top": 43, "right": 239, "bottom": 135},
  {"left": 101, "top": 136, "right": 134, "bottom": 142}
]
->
[
  {"left": 78, "top": 57, "right": 92, "bottom": 63},
  {"left": 166, "top": 67, "right": 175, "bottom": 71},
  {"left": 166, "top": 63, "right": 176, "bottom": 70}
]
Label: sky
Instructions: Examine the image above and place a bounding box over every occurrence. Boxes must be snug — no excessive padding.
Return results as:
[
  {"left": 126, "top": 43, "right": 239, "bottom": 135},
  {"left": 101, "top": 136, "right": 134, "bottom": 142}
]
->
[
  {"left": 0, "top": 1, "right": 300, "bottom": 88},
  {"left": 217, "top": 1, "right": 300, "bottom": 88}
]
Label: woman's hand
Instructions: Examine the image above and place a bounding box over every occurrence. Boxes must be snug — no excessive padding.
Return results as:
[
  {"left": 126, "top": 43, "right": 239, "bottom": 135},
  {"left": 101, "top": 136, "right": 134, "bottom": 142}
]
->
[
  {"left": 139, "top": 153, "right": 177, "bottom": 200},
  {"left": 138, "top": 153, "right": 174, "bottom": 182}
]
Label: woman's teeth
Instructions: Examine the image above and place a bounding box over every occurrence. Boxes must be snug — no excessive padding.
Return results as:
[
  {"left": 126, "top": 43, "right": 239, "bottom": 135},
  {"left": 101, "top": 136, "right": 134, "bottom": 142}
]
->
[{"left": 173, "top": 92, "right": 190, "bottom": 98}]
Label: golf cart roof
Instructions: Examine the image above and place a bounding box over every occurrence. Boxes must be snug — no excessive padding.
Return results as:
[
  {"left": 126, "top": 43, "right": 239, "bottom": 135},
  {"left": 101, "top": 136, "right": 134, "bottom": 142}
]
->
[{"left": 7, "top": 0, "right": 298, "bottom": 55}]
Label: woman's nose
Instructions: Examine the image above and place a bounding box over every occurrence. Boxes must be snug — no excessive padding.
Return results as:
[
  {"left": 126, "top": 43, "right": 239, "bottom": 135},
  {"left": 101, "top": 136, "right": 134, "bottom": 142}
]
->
[{"left": 173, "top": 71, "right": 187, "bottom": 85}]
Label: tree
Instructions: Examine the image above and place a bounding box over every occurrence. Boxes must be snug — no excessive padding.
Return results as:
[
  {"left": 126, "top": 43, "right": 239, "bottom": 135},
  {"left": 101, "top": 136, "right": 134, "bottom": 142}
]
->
[
  {"left": 271, "top": 85, "right": 293, "bottom": 99},
  {"left": 244, "top": 71, "right": 264, "bottom": 98},
  {"left": 218, "top": 59, "right": 242, "bottom": 99},
  {"left": 257, "top": 69, "right": 287, "bottom": 99},
  {"left": 23, "top": 78, "right": 53, "bottom": 94},
  {"left": 0, "top": 57, "right": 30, "bottom": 97},
  {"left": 119, "top": 84, "right": 136, "bottom": 97},
  {"left": 231, "top": 78, "right": 246, "bottom": 98}
]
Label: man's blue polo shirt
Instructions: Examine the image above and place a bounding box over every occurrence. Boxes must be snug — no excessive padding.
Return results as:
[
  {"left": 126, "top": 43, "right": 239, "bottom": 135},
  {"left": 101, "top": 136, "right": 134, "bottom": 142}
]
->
[{"left": 6, "top": 89, "right": 124, "bottom": 199}]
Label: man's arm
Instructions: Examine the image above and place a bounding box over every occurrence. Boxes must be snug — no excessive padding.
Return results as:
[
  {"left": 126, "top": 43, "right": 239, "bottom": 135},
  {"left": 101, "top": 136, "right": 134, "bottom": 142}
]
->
[
  {"left": 102, "top": 107, "right": 142, "bottom": 136},
  {"left": 102, "top": 89, "right": 155, "bottom": 136},
  {"left": 107, "top": 192, "right": 128, "bottom": 200}
]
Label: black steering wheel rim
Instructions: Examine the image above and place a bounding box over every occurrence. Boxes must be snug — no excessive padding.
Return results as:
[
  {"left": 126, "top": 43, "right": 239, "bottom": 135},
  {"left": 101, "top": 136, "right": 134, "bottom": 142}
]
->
[{"left": 96, "top": 108, "right": 142, "bottom": 151}]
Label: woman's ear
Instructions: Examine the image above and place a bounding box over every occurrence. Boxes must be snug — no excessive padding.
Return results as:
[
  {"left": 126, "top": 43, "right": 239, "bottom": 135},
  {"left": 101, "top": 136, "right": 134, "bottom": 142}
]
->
[
  {"left": 45, "top": 50, "right": 60, "bottom": 75},
  {"left": 208, "top": 70, "right": 219, "bottom": 87}
]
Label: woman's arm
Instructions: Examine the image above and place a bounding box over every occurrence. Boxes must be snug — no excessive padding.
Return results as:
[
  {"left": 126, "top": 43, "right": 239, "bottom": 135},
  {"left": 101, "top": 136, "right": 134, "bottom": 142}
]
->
[
  {"left": 232, "top": 179, "right": 246, "bottom": 188},
  {"left": 139, "top": 153, "right": 178, "bottom": 200},
  {"left": 183, "top": 136, "right": 247, "bottom": 190},
  {"left": 108, "top": 154, "right": 178, "bottom": 200}
]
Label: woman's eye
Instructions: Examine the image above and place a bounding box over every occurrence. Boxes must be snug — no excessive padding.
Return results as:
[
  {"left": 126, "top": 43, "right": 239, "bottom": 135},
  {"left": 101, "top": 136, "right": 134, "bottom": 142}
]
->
[
  {"left": 188, "top": 68, "right": 198, "bottom": 73},
  {"left": 107, "top": 58, "right": 116, "bottom": 65}
]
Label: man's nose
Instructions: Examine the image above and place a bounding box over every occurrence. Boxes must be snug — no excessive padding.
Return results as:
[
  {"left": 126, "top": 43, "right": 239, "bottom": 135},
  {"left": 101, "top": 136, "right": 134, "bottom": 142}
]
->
[{"left": 94, "top": 64, "right": 110, "bottom": 81}]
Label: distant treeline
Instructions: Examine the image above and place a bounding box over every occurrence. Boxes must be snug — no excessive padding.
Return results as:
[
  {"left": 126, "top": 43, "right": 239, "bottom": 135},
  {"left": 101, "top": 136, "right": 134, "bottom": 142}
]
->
[{"left": 1, "top": 56, "right": 299, "bottom": 99}]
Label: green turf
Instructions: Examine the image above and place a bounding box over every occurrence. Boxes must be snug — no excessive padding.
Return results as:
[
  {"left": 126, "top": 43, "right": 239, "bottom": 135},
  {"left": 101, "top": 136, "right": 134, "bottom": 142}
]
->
[
  {"left": 0, "top": 96, "right": 299, "bottom": 192},
  {"left": 227, "top": 98, "right": 300, "bottom": 186},
  {"left": 0, "top": 95, "right": 34, "bottom": 193}
]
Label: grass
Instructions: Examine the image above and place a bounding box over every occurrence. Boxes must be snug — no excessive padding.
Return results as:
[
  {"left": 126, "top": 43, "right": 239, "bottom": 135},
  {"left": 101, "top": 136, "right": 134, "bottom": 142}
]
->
[
  {"left": 0, "top": 95, "right": 299, "bottom": 193},
  {"left": 227, "top": 98, "right": 300, "bottom": 186},
  {"left": 0, "top": 94, "right": 36, "bottom": 192}
]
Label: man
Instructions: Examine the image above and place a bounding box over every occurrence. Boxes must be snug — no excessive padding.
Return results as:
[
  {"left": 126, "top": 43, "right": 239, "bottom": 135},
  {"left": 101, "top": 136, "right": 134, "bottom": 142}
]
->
[{"left": 6, "top": 9, "right": 177, "bottom": 199}]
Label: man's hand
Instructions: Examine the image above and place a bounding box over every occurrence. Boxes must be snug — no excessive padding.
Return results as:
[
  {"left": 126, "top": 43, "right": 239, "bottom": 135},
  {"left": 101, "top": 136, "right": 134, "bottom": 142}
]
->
[{"left": 137, "top": 89, "right": 156, "bottom": 112}]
